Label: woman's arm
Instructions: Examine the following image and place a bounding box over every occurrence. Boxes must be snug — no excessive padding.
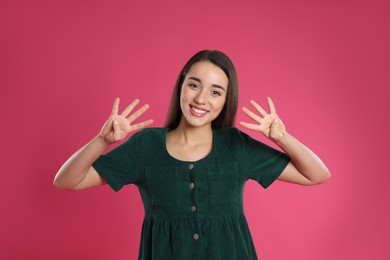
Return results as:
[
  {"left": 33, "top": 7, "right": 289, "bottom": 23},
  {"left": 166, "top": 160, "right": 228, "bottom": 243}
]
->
[
  {"left": 53, "top": 98, "right": 153, "bottom": 190},
  {"left": 53, "top": 135, "right": 109, "bottom": 190},
  {"left": 274, "top": 131, "right": 330, "bottom": 185},
  {"left": 240, "top": 97, "right": 330, "bottom": 186}
]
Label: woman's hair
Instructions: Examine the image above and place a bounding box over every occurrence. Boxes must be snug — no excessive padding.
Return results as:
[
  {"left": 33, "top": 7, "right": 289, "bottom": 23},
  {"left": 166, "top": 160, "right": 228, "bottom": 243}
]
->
[{"left": 165, "top": 50, "right": 238, "bottom": 129}]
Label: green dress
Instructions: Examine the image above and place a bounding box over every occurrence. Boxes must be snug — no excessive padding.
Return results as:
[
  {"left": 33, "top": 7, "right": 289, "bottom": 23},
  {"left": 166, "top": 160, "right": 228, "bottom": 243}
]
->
[{"left": 92, "top": 127, "right": 290, "bottom": 260}]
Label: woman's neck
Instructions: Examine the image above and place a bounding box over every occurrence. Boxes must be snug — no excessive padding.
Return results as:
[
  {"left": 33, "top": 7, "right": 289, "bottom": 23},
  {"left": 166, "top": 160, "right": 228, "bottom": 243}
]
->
[
  {"left": 170, "top": 122, "right": 213, "bottom": 145},
  {"left": 166, "top": 121, "right": 214, "bottom": 162}
]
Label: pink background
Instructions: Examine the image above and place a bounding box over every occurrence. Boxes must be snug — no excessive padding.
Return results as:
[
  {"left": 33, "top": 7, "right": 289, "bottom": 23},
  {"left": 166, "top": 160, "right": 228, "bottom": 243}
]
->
[{"left": 1, "top": 0, "right": 389, "bottom": 259}]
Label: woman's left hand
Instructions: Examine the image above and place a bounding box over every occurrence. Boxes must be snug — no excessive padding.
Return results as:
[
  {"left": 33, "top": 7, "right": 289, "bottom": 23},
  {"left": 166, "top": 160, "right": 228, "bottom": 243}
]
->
[{"left": 240, "top": 97, "right": 287, "bottom": 142}]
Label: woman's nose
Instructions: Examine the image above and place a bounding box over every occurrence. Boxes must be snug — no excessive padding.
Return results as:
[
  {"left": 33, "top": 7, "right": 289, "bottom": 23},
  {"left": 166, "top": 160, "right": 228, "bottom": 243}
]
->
[{"left": 195, "top": 89, "right": 208, "bottom": 104}]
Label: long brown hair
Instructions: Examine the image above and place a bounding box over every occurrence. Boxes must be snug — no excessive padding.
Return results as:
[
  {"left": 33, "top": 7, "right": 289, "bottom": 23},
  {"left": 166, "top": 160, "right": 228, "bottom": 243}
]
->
[{"left": 165, "top": 50, "right": 238, "bottom": 129}]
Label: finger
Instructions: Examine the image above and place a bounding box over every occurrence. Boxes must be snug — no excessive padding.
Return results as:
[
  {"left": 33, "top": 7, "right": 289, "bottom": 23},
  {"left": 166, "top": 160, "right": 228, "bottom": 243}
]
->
[
  {"left": 130, "top": 119, "right": 154, "bottom": 132},
  {"left": 242, "top": 107, "right": 262, "bottom": 123},
  {"left": 250, "top": 100, "right": 268, "bottom": 116},
  {"left": 239, "top": 121, "right": 260, "bottom": 131},
  {"left": 267, "top": 97, "right": 277, "bottom": 114},
  {"left": 121, "top": 99, "right": 140, "bottom": 117},
  {"left": 127, "top": 104, "right": 150, "bottom": 123},
  {"left": 111, "top": 97, "right": 120, "bottom": 115}
]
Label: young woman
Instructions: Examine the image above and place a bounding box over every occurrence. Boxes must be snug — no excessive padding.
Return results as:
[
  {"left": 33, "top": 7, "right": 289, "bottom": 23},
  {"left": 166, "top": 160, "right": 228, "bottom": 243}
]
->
[{"left": 54, "top": 50, "right": 330, "bottom": 259}]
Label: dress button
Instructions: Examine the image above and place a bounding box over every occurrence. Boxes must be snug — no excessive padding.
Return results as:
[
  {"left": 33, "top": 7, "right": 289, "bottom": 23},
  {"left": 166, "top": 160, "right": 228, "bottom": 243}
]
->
[
  {"left": 190, "top": 182, "right": 195, "bottom": 189},
  {"left": 189, "top": 164, "right": 194, "bottom": 170},
  {"left": 193, "top": 233, "right": 199, "bottom": 240},
  {"left": 191, "top": 206, "right": 197, "bottom": 212}
]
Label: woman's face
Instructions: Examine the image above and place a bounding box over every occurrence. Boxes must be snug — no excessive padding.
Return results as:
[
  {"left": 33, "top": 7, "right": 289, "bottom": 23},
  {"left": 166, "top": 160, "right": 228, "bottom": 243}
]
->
[{"left": 180, "top": 61, "right": 228, "bottom": 128}]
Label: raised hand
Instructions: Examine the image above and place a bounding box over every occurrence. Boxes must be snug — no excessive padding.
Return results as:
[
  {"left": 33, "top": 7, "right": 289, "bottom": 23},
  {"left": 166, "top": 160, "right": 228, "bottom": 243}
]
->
[
  {"left": 100, "top": 97, "right": 153, "bottom": 144},
  {"left": 240, "top": 97, "right": 286, "bottom": 142}
]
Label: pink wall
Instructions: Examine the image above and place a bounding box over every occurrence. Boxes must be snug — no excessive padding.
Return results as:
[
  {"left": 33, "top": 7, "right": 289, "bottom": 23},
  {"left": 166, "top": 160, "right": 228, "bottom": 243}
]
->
[{"left": 1, "top": 0, "right": 389, "bottom": 259}]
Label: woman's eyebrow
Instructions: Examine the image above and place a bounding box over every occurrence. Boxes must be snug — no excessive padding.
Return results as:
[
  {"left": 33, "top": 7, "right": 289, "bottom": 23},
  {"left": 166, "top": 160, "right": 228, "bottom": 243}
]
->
[
  {"left": 212, "top": 84, "right": 226, "bottom": 92},
  {"left": 188, "top": 76, "right": 226, "bottom": 92},
  {"left": 188, "top": 76, "right": 201, "bottom": 83}
]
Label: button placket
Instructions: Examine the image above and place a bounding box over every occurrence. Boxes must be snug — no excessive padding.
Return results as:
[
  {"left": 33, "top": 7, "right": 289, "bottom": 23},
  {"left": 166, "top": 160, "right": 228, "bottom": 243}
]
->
[
  {"left": 189, "top": 163, "right": 197, "bottom": 213},
  {"left": 188, "top": 163, "right": 201, "bottom": 243}
]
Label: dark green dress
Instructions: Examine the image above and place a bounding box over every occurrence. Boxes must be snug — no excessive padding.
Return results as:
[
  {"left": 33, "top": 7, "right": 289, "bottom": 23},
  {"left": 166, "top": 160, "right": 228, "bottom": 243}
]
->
[{"left": 92, "top": 127, "right": 290, "bottom": 260}]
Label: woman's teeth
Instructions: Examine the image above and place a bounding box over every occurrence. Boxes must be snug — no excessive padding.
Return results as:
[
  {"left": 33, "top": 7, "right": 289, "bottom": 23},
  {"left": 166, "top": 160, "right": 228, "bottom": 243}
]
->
[{"left": 192, "top": 107, "right": 207, "bottom": 114}]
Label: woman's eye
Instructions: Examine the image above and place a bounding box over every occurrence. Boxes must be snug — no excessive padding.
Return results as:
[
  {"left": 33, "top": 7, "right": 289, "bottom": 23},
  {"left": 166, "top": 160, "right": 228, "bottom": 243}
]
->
[
  {"left": 189, "top": 84, "right": 199, "bottom": 89},
  {"left": 212, "top": 90, "right": 221, "bottom": 96}
]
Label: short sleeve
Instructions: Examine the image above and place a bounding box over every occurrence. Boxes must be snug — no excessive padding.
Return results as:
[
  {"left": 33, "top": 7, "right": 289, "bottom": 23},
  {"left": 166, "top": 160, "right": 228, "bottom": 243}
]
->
[
  {"left": 232, "top": 128, "right": 290, "bottom": 188},
  {"left": 92, "top": 132, "right": 142, "bottom": 192}
]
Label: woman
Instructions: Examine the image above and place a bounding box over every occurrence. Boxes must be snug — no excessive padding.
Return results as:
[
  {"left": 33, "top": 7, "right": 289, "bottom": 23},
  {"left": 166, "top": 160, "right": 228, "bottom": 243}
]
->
[{"left": 54, "top": 50, "right": 330, "bottom": 259}]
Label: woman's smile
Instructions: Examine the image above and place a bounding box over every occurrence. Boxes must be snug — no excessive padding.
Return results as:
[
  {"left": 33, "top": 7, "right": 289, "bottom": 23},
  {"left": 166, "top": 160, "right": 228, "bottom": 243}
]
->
[{"left": 190, "top": 104, "right": 209, "bottom": 117}]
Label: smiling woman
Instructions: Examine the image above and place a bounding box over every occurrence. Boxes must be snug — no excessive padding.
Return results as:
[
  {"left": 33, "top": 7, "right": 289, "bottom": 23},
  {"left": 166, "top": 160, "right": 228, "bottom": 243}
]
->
[
  {"left": 54, "top": 50, "right": 330, "bottom": 259},
  {"left": 165, "top": 50, "right": 239, "bottom": 130},
  {"left": 179, "top": 61, "right": 228, "bottom": 128}
]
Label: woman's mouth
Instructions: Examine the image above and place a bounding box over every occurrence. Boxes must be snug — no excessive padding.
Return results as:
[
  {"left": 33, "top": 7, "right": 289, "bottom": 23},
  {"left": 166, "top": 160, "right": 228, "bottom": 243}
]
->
[{"left": 190, "top": 105, "right": 208, "bottom": 116}]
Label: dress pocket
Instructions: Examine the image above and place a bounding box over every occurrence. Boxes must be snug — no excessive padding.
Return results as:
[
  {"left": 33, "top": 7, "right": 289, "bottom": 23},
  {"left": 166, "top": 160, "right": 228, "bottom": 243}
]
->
[
  {"left": 145, "top": 167, "right": 180, "bottom": 206},
  {"left": 207, "top": 163, "right": 239, "bottom": 205}
]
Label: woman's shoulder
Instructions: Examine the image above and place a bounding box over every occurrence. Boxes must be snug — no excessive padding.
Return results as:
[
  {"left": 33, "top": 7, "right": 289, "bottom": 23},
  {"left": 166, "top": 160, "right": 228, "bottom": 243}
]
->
[
  {"left": 137, "top": 127, "right": 167, "bottom": 135},
  {"left": 214, "top": 126, "right": 245, "bottom": 139},
  {"left": 133, "top": 127, "right": 167, "bottom": 138},
  {"left": 214, "top": 127, "right": 262, "bottom": 148},
  {"left": 213, "top": 127, "right": 243, "bottom": 147},
  {"left": 126, "top": 127, "right": 167, "bottom": 145}
]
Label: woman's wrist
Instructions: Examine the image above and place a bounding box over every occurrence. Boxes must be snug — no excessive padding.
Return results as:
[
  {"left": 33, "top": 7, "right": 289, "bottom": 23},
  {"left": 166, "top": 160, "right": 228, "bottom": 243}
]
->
[
  {"left": 94, "top": 134, "right": 112, "bottom": 151},
  {"left": 273, "top": 131, "right": 289, "bottom": 147}
]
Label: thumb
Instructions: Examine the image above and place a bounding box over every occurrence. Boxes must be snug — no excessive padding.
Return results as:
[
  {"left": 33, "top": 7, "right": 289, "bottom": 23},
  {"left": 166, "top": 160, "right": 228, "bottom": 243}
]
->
[
  {"left": 273, "top": 118, "right": 284, "bottom": 128},
  {"left": 112, "top": 120, "right": 122, "bottom": 141},
  {"left": 270, "top": 118, "right": 285, "bottom": 140}
]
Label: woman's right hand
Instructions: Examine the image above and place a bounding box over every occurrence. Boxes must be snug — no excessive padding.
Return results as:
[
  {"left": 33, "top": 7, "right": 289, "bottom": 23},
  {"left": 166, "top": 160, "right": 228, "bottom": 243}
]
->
[{"left": 100, "top": 97, "right": 153, "bottom": 144}]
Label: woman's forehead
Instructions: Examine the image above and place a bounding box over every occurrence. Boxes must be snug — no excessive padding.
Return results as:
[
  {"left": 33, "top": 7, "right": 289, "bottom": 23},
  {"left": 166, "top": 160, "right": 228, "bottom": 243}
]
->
[{"left": 185, "top": 61, "right": 228, "bottom": 86}]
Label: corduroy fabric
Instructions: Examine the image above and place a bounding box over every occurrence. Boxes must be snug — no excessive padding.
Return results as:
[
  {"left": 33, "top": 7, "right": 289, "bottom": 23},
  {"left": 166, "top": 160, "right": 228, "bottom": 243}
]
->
[{"left": 92, "top": 127, "right": 290, "bottom": 260}]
